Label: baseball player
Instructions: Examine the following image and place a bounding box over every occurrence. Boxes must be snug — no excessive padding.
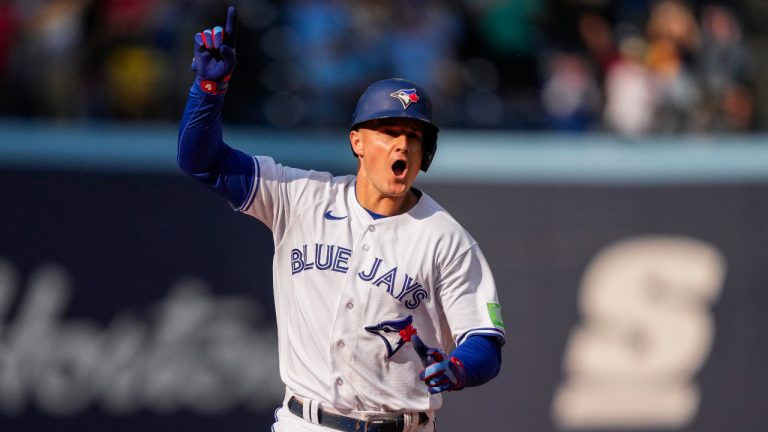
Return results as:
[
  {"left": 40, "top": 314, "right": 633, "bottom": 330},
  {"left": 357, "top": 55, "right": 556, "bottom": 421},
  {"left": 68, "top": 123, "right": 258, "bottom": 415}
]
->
[{"left": 178, "top": 7, "right": 505, "bottom": 431}]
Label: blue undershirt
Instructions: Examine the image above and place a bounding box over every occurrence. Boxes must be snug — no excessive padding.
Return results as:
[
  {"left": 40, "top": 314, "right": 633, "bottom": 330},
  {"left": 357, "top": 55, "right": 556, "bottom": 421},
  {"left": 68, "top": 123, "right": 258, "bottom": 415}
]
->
[
  {"left": 365, "top": 209, "right": 387, "bottom": 220},
  {"left": 178, "top": 83, "right": 502, "bottom": 388}
]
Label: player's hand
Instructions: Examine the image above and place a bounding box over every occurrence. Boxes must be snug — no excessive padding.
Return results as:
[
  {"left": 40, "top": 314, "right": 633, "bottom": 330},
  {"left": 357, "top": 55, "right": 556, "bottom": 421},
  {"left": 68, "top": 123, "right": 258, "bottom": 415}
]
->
[
  {"left": 191, "top": 6, "right": 238, "bottom": 94},
  {"left": 412, "top": 335, "right": 467, "bottom": 394}
]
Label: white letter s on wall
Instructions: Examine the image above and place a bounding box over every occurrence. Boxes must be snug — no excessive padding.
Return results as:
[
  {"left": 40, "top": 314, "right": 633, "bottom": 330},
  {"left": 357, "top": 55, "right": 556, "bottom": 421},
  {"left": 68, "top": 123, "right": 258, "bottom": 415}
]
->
[{"left": 552, "top": 236, "right": 726, "bottom": 429}]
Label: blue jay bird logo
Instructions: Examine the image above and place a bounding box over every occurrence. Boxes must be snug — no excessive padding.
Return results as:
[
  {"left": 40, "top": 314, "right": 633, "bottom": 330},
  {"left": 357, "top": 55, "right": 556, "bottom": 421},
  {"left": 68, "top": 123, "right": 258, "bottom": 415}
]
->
[
  {"left": 365, "top": 315, "right": 418, "bottom": 359},
  {"left": 390, "top": 89, "right": 420, "bottom": 109}
]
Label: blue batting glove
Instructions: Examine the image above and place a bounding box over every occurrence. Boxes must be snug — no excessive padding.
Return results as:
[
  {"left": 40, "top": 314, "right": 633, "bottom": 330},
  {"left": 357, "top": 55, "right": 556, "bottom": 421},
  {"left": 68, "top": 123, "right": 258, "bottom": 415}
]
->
[
  {"left": 412, "top": 335, "right": 467, "bottom": 394},
  {"left": 191, "top": 6, "right": 238, "bottom": 95}
]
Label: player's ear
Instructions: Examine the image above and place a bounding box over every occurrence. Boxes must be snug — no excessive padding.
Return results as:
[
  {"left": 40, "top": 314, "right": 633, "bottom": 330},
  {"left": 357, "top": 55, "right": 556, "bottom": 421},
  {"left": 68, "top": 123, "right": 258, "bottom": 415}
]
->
[{"left": 350, "top": 130, "right": 363, "bottom": 158}]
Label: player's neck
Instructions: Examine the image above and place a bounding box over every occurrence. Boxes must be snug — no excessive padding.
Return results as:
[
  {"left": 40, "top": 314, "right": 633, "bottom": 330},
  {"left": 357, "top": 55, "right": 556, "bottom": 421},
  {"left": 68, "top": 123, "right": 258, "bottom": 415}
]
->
[{"left": 355, "top": 182, "right": 417, "bottom": 216}]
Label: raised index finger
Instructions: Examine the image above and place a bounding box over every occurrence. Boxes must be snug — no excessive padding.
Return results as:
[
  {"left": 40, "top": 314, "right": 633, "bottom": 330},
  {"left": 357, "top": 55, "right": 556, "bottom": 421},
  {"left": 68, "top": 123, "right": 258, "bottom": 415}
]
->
[{"left": 224, "top": 6, "right": 237, "bottom": 47}]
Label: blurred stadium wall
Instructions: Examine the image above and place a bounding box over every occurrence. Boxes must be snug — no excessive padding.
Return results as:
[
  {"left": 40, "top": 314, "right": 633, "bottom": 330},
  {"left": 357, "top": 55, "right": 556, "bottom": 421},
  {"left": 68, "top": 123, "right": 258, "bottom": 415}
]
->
[{"left": 0, "top": 122, "right": 766, "bottom": 431}]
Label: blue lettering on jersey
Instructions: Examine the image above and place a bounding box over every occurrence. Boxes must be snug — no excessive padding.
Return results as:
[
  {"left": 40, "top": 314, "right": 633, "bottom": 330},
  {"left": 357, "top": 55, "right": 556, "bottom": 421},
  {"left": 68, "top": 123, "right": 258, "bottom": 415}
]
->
[
  {"left": 291, "top": 243, "right": 352, "bottom": 275},
  {"left": 358, "top": 258, "right": 382, "bottom": 281},
  {"left": 357, "top": 257, "right": 426, "bottom": 309},
  {"left": 291, "top": 243, "right": 427, "bottom": 309},
  {"left": 372, "top": 267, "right": 397, "bottom": 295},
  {"left": 291, "top": 249, "right": 303, "bottom": 274},
  {"left": 333, "top": 247, "right": 352, "bottom": 273},
  {"left": 397, "top": 274, "right": 423, "bottom": 301}
]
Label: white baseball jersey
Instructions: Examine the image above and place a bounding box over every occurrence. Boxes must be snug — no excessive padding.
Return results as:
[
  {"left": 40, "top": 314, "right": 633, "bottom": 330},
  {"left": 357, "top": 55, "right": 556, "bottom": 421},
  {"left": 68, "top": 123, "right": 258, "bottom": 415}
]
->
[{"left": 239, "top": 156, "right": 505, "bottom": 413}]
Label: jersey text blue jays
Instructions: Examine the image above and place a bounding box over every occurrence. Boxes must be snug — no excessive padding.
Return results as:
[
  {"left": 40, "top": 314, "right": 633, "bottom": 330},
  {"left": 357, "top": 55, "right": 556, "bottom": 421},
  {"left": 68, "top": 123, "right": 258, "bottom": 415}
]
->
[{"left": 290, "top": 243, "right": 427, "bottom": 309}]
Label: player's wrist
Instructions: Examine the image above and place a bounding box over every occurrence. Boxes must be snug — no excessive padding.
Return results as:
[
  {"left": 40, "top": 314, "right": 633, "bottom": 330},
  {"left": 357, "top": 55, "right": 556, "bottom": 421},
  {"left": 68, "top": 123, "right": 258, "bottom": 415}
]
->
[
  {"left": 449, "top": 356, "right": 467, "bottom": 390},
  {"left": 195, "top": 76, "right": 230, "bottom": 96}
]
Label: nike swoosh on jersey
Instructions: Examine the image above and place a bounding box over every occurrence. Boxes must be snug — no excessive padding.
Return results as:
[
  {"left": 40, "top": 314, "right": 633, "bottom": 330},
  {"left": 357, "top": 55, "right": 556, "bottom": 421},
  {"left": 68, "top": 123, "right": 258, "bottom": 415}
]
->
[{"left": 324, "top": 210, "right": 348, "bottom": 220}]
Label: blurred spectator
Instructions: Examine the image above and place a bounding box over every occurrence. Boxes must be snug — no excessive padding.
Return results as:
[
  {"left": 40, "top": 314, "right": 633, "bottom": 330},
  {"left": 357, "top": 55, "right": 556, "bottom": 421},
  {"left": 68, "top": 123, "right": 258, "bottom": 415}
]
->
[
  {"left": 646, "top": 0, "right": 699, "bottom": 55},
  {"left": 17, "top": 0, "right": 90, "bottom": 118},
  {"left": 278, "top": 0, "right": 464, "bottom": 128},
  {"left": 696, "top": 3, "right": 755, "bottom": 131},
  {"left": 0, "top": 1, "right": 17, "bottom": 74},
  {"left": 0, "top": 0, "right": 763, "bottom": 133},
  {"left": 540, "top": 51, "right": 601, "bottom": 131},
  {"left": 645, "top": 0, "right": 701, "bottom": 133},
  {"left": 85, "top": 0, "right": 181, "bottom": 119},
  {"left": 603, "top": 34, "right": 657, "bottom": 136},
  {"left": 278, "top": 0, "right": 368, "bottom": 127},
  {"left": 720, "top": 81, "right": 755, "bottom": 131},
  {"left": 350, "top": 0, "right": 462, "bottom": 95},
  {"left": 578, "top": 12, "right": 620, "bottom": 80},
  {"left": 467, "top": 0, "right": 544, "bottom": 128},
  {"left": 0, "top": 0, "right": 20, "bottom": 114},
  {"left": 103, "top": 45, "right": 170, "bottom": 118}
]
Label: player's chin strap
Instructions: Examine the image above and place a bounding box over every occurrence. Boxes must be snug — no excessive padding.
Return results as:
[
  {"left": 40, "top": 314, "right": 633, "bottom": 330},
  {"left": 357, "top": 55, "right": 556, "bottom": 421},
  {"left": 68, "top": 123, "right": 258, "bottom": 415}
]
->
[{"left": 301, "top": 398, "right": 321, "bottom": 425}]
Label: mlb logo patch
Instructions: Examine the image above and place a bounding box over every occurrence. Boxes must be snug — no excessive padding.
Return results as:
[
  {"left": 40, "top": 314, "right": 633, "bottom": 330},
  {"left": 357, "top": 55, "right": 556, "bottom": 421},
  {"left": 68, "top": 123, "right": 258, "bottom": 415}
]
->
[{"left": 390, "top": 88, "right": 420, "bottom": 109}]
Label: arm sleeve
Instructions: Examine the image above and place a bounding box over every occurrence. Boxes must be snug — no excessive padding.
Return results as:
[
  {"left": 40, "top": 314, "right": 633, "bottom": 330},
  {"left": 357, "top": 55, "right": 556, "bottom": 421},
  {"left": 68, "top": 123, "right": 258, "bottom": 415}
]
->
[
  {"left": 451, "top": 335, "right": 502, "bottom": 387},
  {"left": 177, "top": 81, "right": 256, "bottom": 210}
]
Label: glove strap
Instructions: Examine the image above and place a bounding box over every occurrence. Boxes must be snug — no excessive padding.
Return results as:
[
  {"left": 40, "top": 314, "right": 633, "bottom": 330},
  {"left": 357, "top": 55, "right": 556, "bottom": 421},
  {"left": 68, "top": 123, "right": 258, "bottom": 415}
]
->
[
  {"left": 449, "top": 357, "right": 468, "bottom": 390},
  {"left": 197, "top": 75, "right": 231, "bottom": 95}
]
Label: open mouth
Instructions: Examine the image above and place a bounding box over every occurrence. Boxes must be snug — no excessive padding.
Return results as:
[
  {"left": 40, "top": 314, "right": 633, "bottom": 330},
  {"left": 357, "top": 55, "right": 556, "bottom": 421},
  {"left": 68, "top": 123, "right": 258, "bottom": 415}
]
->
[{"left": 392, "top": 160, "right": 407, "bottom": 177}]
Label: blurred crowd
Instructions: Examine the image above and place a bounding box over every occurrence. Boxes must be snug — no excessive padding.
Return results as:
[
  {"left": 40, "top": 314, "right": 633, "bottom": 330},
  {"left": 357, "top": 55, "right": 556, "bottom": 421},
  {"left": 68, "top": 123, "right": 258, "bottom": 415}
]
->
[{"left": 0, "top": 0, "right": 765, "bottom": 134}]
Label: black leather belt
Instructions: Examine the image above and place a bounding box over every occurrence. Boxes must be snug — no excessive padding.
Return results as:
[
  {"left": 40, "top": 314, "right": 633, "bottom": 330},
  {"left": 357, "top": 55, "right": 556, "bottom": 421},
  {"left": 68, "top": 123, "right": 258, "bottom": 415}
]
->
[{"left": 287, "top": 396, "right": 428, "bottom": 432}]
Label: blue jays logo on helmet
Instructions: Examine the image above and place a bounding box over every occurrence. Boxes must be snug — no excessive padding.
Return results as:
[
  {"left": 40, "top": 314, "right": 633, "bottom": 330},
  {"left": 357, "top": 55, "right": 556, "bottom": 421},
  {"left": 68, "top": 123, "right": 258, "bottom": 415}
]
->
[
  {"left": 390, "top": 88, "right": 420, "bottom": 109},
  {"left": 364, "top": 315, "right": 416, "bottom": 359}
]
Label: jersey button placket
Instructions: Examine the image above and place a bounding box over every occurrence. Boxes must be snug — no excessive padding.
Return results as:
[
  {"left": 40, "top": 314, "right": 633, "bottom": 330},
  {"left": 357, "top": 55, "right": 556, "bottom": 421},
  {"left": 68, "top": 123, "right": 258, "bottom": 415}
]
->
[
  {"left": 332, "top": 222, "right": 375, "bottom": 406},
  {"left": 328, "top": 228, "right": 366, "bottom": 407}
]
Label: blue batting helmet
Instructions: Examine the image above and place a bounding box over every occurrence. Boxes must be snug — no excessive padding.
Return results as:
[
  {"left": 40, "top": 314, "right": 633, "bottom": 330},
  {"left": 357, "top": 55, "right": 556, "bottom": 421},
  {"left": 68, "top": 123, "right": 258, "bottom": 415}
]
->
[{"left": 350, "top": 78, "right": 439, "bottom": 172}]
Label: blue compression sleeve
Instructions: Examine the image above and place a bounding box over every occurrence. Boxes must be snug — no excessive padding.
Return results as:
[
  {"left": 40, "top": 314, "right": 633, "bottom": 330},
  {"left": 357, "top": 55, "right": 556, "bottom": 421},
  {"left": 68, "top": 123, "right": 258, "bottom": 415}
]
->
[
  {"left": 451, "top": 335, "right": 502, "bottom": 387},
  {"left": 177, "top": 80, "right": 255, "bottom": 209}
]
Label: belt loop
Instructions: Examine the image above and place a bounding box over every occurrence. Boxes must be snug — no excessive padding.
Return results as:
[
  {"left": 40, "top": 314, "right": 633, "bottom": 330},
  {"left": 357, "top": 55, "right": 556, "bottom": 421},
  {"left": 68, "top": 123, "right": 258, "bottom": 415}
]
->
[
  {"left": 301, "top": 398, "right": 311, "bottom": 422},
  {"left": 301, "top": 398, "right": 321, "bottom": 424},
  {"left": 402, "top": 412, "right": 414, "bottom": 432}
]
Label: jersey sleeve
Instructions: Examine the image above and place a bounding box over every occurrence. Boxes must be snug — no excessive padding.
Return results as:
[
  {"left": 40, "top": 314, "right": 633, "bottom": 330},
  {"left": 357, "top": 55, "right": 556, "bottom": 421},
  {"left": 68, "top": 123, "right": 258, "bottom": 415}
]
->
[
  {"left": 437, "top": 244, "right": 506, "bottom": 347},
  {"left": 239, "top": 156, "right": 335, "bottom": 243}
]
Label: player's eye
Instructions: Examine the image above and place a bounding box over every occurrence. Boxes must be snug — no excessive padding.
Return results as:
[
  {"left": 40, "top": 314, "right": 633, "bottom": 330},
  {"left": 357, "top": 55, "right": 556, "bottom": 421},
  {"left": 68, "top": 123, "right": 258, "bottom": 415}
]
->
[
  {"left": 407, "top": 131, "right": 423, "bottom": 142},
  {"left": 382, "top": 128, "right": 400, "bottom": 137}
]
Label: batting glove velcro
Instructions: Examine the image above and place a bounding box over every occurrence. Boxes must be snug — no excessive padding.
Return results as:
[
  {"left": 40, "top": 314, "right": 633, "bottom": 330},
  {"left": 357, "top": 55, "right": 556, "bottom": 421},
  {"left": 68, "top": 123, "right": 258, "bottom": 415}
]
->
[{"left": 191, "top": 6, "right": 238, "bottom": 95}]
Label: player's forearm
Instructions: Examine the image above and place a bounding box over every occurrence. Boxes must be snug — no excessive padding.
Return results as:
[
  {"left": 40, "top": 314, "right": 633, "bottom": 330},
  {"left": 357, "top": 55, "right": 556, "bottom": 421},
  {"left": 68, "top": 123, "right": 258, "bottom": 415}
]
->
[
  {"left": 177, "top": 83, "right": 256, "bottom": 208},
  {"left": 451, "top": 335, "right": 502, "bottom": 387},
  {"left": 177, "top": 81, "right": 227, "bottom": 176}
]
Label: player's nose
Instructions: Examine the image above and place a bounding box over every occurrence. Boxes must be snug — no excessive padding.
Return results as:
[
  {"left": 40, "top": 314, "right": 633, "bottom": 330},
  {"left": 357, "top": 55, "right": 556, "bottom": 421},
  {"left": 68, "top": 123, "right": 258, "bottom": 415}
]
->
[{"left": 392, "top": 133, "right": 409, "bottom": 152}]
